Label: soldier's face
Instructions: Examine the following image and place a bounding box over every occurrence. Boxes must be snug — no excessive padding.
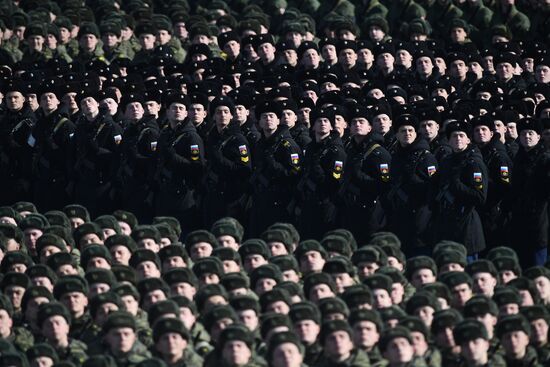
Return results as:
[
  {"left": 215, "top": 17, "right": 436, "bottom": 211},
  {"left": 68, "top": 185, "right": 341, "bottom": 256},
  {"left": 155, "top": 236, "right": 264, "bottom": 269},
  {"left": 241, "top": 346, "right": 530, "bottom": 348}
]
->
[
  {"left": 496, "top": 62, "right": 514, "bottom": 80},
  {"left": 369, "top": 26, "right": 385, "bottom": 42},
  {"left": 302, "top": 49, "right": 320, "bottom": 68},
  {"left": 536, "top": 65, "right": 550, "bottom": 83},
  {"left": 168, "top": 103, "right": 188, "bottom": 123},
  {"left": 350, "top": 118, "right": 372, "bottom": 136},
  {"left": 338, "top": 49, "right": 357, "bottom": 68},
  {"left": 80, "top": 97, "right": 99, "bottom": 117},
  {"left": 139, "top": 34, "right": 156, "bottom": 50},
  {"left": 461, "top": 338, "right": 489, "bottom": 363},
  {"left": 352, "top": 320, "right": 379, "bottom": 349},
  {"left": 314, "top": 117, "right": 332, "bottom": 136},
  {"left": 373, "top": 114, "right": 392, "bottom": 135},
  {"left": 102, "top": 33, "right": 120, "bottom": 48},
  {"left": 449, "top": 131, "right": 471, "bottom": 152},
  {"left": 79, "top": 34, "right": 98, "bottom": 52},
  {"left": 531, "top": 319, "right": 549, "bottom": 345},
  {"left": 519, "top": 129, "right": 540, "bottom": 149},
  {"left": 61, "top": 292, "right": 88, "bottom": 315},
  {"left": 42, "top": 315, "right": 70, "bottom": 343},
  {"left": 110, "top": 245, "right": 132, "bottom": 265},
  {"left": 257, "top": 42, "right": 276, "bottom": 62},
  {"left": 260, "top": 112, "right": 280, "bottom": 133},
  {"left": 6, "top": 91, "right": 25, "bottom": 111},
  {"left": 157, "top": 30, "right": 171, "bottom": 45},
  {"left": 272, "top": 343, "right": 303, "bottom": 367},
  {"left": 473, "top": 125, "right": 493, "bottom": 144},
  {"left": 322, "top": 45, "right": 337, "bottom": 63},
  {"left": 501, "top": 331, "right": 529, "bottom": 358},
  {"left": 416, "top": 57, "right": 434, "bottom": 76},
  {"left": 214, "top": 106, "right": 233, "bottom": 127},
  {"left": 324, "top": 331, "right": 354, "bottom": 360},
  {"left": 224, "top": 40, "right": 240, "bottom": 58},
  {"left": 105, "top": 327, "right": 136, "bottom": 353},
  {"left": 222, "top": 340, "right": 252, "bottom": 366},
  {"left": 40, "top": 92, "right": 60, "bottom": 113},
  {"left": 156, "top": 332, "right": 187, "bottom": 358},
  {"left": 397, "top": 126, "right": 417, "bottom": 146},
  {"left": 28, "top": 35, "right": 44, "bottom": 51}
]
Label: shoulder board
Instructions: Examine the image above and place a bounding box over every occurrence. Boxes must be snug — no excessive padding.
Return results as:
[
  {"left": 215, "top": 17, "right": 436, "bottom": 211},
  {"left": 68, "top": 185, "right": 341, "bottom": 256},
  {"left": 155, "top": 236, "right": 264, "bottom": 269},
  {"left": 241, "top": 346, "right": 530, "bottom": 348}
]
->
[{"left": 282, "top": 139, "right": 292, "bottom": 148}]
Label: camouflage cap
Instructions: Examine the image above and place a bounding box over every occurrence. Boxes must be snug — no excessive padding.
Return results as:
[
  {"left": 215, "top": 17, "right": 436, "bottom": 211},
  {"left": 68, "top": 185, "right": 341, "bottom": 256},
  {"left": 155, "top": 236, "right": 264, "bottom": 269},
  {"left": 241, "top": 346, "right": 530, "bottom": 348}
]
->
[
  {"left": 464, "top": 295, "right": 499, "bottom": 317},
  {"left": 103, "top": 310, "right": 136, "bottom": 332},
  {"left": 454, "top": 319, "right": 488, "bottom": 345},
  {"left": 153, "top": 317, "right": 190, "bottom": 343},
  {"left": 496, "top": 314, "right": 531, "bottom": 338},
  {"left": 37, "top": 301, "right": 71, "bottom": 327}
]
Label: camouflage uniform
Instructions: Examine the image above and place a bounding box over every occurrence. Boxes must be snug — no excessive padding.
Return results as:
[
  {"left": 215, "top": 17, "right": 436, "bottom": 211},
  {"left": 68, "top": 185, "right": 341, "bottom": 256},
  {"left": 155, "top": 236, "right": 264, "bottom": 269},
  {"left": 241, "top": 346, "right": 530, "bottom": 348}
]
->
[
  {"left": 54, "top": 339, "right": 89, "bottom": 367},
  {"left": 6, "top": 327, "right": 34, "bottom": 353},
  {"left": 491, "top": 4, "right": 531, "bottom": 39},
  {"left": 315, "top": 349, "right": 371, "bottom": 367}
]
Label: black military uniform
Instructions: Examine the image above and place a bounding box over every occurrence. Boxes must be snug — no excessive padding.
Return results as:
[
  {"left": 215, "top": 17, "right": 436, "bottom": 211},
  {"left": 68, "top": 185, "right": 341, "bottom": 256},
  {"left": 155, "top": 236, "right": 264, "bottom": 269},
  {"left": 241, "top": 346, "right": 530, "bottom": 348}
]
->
[
  {"left": 298, "top": 108, "right": 346, "bottom": 240},
  {"left": 471, "top": 116, "right": 514, "bottom": 250},
  {"left": 119, "top": 98, "right": 160, "bottom": 223},
  {"left": 248, "top": 101, "right": 302, "bottom": 236},
  {"left": 0, "top": 81, "right": 37, "bottom": 206},
  {"left": 387, "top": 115, "right": 438, "bottom": 257},
  {"left": 432, "top": 121, "right": 488, "bottom": 257},
  {"left": 338, "top": 106, "right": 392, "bottom": 244},
  {"left": 155, "top": 94, "right": 205, "bottom": 234},
  {"left": 32, "top": 85, "right": 76, "bottom": 211},
  {"left": 510, "top": 118, "right": 550, "bottom": 268},
  {"left": 70, "top": 98, "right": 122, "bottom": 217},
  {"left": 202, "top": 97, "right": 252, "bottom": 226}
]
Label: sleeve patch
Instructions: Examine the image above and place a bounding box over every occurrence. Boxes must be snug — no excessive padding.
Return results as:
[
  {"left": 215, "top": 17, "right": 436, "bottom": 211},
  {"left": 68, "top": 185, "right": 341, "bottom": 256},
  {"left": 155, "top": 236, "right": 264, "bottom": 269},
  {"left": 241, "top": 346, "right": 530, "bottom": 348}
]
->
[
  {"left": 151, "top": 141, "right": 158, "bottom": 151},
  {"left": 427, "top": 165, "right": 436, "bottom": 176},
  {"left": 500, "top": 166, "right": 510, "bottom": 182},
  {"left": 190, "top": 144, "right": 200, "bottom": 160},
  {"left": 114, "top": 134, "right": 122, "bottom": 144},
  {"left": 291, "top": 153, "right": 300, "bottom": 165},
  {"left": 473, "top": 172, "right": 482, "bottom": 182}
]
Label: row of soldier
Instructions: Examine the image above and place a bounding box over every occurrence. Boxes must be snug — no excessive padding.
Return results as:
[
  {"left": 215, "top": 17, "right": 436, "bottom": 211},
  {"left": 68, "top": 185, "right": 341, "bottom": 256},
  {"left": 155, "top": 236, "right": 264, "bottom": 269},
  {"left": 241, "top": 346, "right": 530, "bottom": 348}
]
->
[
  {"left": 1, "top": 202, "right": 550, "bottom": 367},
  {"left": 1, "top": 69, "right": 549, "bottom": 266}
]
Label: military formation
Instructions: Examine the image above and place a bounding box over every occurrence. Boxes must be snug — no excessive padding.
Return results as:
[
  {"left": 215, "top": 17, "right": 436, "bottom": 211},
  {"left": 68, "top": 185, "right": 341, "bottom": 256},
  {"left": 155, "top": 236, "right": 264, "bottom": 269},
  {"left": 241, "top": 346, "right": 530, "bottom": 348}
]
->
[{"left": 0, "top": 0, "right": 549, "bottom": 366}]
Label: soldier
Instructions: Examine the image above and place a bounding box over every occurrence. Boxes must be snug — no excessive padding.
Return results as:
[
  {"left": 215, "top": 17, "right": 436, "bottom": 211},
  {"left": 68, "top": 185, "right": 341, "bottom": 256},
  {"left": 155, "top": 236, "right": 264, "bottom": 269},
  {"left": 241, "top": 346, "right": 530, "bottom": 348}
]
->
[
  {"left": 153, "top": 317, "right": 203, "bottom": 366},
  {"left": 491, "top": 0, "right": 531, "bottom": 40},
  {"left": 338, "top": 104, "right": 391, "bottom": 244},
  {"left": 314, "top": 319, "right": 370, "bottom": 367},
  {"left": 432, "top": 121, "right": 488, "bottom": 260},
  {"left": 74, "top": 22, "right": 105, "bottom": 66},
  {"left": 349, "top": 309, "right": 384, "bottom": 365},
  {"left": 470, "top": 115, "right": 513, "bottom": 249},
  {"left": 132, "top": 22, "right": 158, "bottom": 67},
  {"left": 37, "top": 302, "right": 88, "bottom": 366},
  {"left": 0, "top": 79, "right": 37, "bottom": 205},
  {"left": 70, "top": 91, "right": 122, "bottom": 217},
  {"left": 54, "top": 276, "right": 92, "bottom": 340},
  {"left": 386, "top": 114, "right": 437, "bottom": 256},
  {"left": 510, "top": 118, "right": 550, "bottom": 268},
  {"left": 497, "top": 314, "right": 543, "bottom": 366},
  {"left": 202, "top": 96, "right": 252, "bottom": 226},
  {"left": 118, "top": 94, "right": 159, "bottom": 223},
  {"left": 20, "top": 23, "right": 49, "bottom": 66},
  {"left": 153, "top": 15, "right": 186, "bottom": 64},
  {"left": 155, "top": 93, "right": 205, "bottom": 233},
  {"left": 453, "top": 319, "right": 506, "bottom": 367},
  {"left": 279, "top": 99, "right": 312, "bottom": 151},
  {"left": 90, "top": 310, "right": 151, "bottom": 365},
  {"left": 297, "top": 107, "right": 346, "bottom": 239},
  {"left": 288, "top": 302, "right": 323, "bottom": 365},
  {"left": 32, "top": 81, "right": 76, "bottom": 211},
  {"left": 267, "top": 331, "right": 304, "bottom": 367},
  {"left": 230, "top": 89, "right": 261, "bottom": 149},
  {"left": 0, "top": 293, "right": 34, "bottom": 352},
  {"left": 100, "top": 22, "right": 131, "bottom": 63},
  {"left": 248, "top": 100, "right": 302, "bottom": 236}
]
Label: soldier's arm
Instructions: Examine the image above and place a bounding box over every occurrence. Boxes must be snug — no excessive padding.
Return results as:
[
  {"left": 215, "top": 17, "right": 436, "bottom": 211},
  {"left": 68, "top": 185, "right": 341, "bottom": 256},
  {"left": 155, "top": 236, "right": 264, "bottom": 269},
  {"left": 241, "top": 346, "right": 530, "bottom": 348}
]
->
[
  {"left": 266, "top": 139, "right": 302, "bottom": 178},
  {"left": 212, "top": 136, "right": 252, "bottom": 174},
  {"left": 450, "top": 160, "right": 488, "bottom": 205},
  {"left": 354, "top": 148, "right": 392, "bottom": 191}
]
